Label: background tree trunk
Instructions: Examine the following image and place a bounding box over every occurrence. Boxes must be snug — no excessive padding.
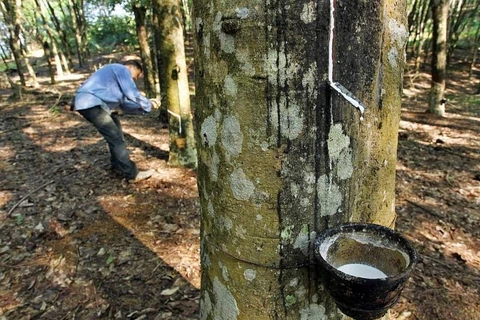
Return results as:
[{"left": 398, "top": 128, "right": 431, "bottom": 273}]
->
[
  {"left": 34, "top": 0, "right": 63, "bottom": 82},
  {"left": 42, "top": 41, "right": 55, "bottom": 84},
  {"left": 194, "top": 0, "right": 407, "bottom": 318},
  {"left": 132, "top": 3, "right": 158, "bottom": 99},
  {"left": 67, "top": 0, "right": 86, "bottom": 67},
  {"left": 45, "top": 0, "right": 73, "bottom": 70},
  {"left": 152, "top": 0, "right": 168, "bottom": 120},
  {"left": 0, "top": 46, "right": 18, "bottom": 91},
  {"left": 469, "top": 23, "right": 480, "bottom": 78},
  {"left": 156, "top": 0, "right": 196, "bottom": 168},
  {"left": 428, "top": 0, "right": 449, "bottom": 117},
  {"left": 1, "top": 0, "right": 26, "bottom": 86}
]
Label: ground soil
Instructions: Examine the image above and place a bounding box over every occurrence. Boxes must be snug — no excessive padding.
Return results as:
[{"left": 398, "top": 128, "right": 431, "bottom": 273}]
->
[{"left": 0, "top": 52, "right": 479, "bottom": 320}]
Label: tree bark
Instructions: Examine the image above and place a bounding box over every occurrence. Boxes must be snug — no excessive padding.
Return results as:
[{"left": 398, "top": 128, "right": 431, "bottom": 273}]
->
[
  {"left": 41, "top": 40, "right": 55, "bottom": 84},
  {"left": 132, "top": 3, "right": 158, "bottom": 98},
  {"left": 0, "top": 45, "right": 18, "bottom": 92},
  {"left": 194, "top": 0, "right": 407, "bottom": 318},
  {"left": 155, "top": 0, "right": 196, "bottom": 168},
  {"left": 1, "top": 0, "right": 26, "bottom": 86},
  {"left": 67, "top": 0, "right": 86, "bottom": 67},
  {"left": 428, "top": 0, "right": 449, "bottom": 117},
  {"left": 152, "top": 0, "right": 168, "bottom": 117},
  {"left": 45, "top": 0, "right": 73, "bottom": 71},
  {"left": 34, "top": 0, "right": 64, "bottom": 82},
  {"left": 469, "top": 22, "right": 480, "bottom": 78},
  {"left": 447, "top": 0, "right": 480, "bottom": 61}
]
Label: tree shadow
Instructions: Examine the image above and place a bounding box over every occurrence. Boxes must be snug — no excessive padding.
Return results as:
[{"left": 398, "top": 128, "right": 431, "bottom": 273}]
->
[
  {"left": 124, "top": 130, "right": 170, "bottom": 161},
  {"left": 394, "top": 111, "right": 480, "bottom": 318},
  {"left": 395, "top": 212, "right": 480, "bottom": 320},
  {"left": 401, "top": 111, "right": 480, "bottom": 134},
  {"left": 0, "top": 102, "right": 200, "bottom": 319}
]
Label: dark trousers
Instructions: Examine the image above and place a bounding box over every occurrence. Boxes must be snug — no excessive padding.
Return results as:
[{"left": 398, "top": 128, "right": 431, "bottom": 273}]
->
[{"left": 78, "top": 106, "right": 138, "bottom": 179}]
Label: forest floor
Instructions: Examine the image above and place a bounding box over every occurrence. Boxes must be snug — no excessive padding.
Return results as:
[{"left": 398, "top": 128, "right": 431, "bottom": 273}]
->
[{"left": 0, "top": 51, "right": 479, "bottom": 320}]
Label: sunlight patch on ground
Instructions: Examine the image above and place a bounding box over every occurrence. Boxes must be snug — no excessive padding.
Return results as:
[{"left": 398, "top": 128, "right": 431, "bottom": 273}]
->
[
  {"left": 0, "top": 190, "right": 13, "bottom": 208},
  {"left": 0, "top": 146, "right": 16, "bottom": 179},
  {"left": 403, "top": 86, "right": 426, "bottom": 99},
  {"left": 0, "top": 145, "right": 16, "bottom": 161},
  {"left": 58, "top": 73, "right": 88, "bottom": 81},
  {"left": 21, "top": 121, "right": 101, "bottom": 153},
  {"left": 399, "top": 117, "right": 480, "bottom": 143},
  {"left": 97, "top": 194, "right": 201, "bottom": 289},
  {"left": 0, "top": 291, "right": 22, "bottom": 316},
  {"left": 110, "top": 212, "right": 201, "bottom": 289},
  {"left": 417, "top": 220, "right": 480, "bottom": 272}
]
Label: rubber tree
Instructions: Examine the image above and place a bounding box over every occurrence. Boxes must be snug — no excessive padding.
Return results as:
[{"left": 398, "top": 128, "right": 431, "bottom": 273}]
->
[
  {"left": 194, "top": 0, "right": 407, "bottom": 319},
  {"left": 33, "top": 0, "right": 65, "bottom": 82},
  {"left": 154, "top": 0, "right": 197, "bottom": 168},
  {"left": 1, "top": 0, "right": 27, "bottom": 86},
  {"left": 45, "top": 0, "right": 74, "bottom": 70},
  {"left": 132, "top": 2, "right": 158, "bottom": 99},
  {"left": 428, "top": 0, "right": 449, "bottom": 117},
  {"left": 67, "top": 0, "right": 88, "bottom": 67}
]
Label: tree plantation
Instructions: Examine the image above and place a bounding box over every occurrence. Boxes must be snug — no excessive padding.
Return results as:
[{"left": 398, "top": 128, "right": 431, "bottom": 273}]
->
[{"left": 0, "top": 0, "right": 479, "bottom": 319}]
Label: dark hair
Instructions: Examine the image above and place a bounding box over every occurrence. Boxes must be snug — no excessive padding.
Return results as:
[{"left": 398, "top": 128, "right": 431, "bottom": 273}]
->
[{"left": 122, "top": 60, "right": 143, "bottom": 73}]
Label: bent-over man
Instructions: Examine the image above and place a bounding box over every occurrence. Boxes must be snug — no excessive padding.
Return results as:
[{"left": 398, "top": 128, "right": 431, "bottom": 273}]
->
[{"left": 73, "top": 60, "right": 154, "bottom": 182}]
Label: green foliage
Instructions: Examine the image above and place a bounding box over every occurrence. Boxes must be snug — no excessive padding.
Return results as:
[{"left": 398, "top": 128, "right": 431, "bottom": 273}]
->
[
  {"left": 16, "top": 214, "right": 24, "bottom": 225},
  {"left": 88, "top": 15, "right": 138, "bottom": 51},
  {"left": 49, "top": 105, "right": 61, "bottom": 116},
  {"left": 106, "top": 255, "right": 115, "bottom": 265},
  {"left": 0, "top": 62, "right": 17, "bottom": 72}
]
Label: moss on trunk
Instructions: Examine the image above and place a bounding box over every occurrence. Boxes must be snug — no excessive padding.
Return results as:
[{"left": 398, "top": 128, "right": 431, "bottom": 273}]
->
[{"left": 194, "top": 0, "right": 407, "bottom": 318}]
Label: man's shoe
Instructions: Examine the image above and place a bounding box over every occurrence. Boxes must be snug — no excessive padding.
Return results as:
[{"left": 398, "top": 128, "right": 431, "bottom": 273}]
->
[{"left": 131, "top": 169, "right": 155, "bottom": 182}]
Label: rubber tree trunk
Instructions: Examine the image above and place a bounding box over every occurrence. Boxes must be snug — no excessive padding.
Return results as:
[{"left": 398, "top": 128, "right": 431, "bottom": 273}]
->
[
  {"left": 132, "top": 3, "right": 158, "bottom": 99},
  {"left": 152, "top": 0, "right": 167, "bottom": 110},
  {"left": 428, "top": 0, "right": 448, "bottom": 117},
  {"left": 0, "top": 46, "right": 17, "bottom": 91},
  {"left": 156, "top": 0, "right": 197, "bottom": 168},
  {"left": 46, "top": 0, "right": 73, "bottom": 69},
  {"left": 42, "top": 41, "right": 55, "bottom": 84},
  {"left": 34, "top": 0, "right": 63, "bottom": 81},
  {"left": 67, "top": 0, "right": 86, "bottom": 67},
  {"left": 194, "top": 0, "right": 407, "bottom": 319},
  {"left": 1, "top": 0, "right": 26, "bottom": 86}
]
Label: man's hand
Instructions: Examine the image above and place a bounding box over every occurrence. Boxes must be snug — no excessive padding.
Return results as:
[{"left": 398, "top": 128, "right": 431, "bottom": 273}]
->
[{"left": 150, "top": 98, "right": 161, "bottom": 109}]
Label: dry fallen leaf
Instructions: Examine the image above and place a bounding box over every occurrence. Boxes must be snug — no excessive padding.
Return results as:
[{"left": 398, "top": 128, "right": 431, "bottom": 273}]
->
[{"left": 160, "top": 286, "right": 179, "bottom": 296}]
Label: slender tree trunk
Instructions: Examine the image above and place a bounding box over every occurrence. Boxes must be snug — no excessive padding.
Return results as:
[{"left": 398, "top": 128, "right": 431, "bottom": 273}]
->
[
  {"left": 152, "top": 0, "right": 168, "bottom": 115},
  {"left": 469, "top": 23, "right": 480, "bottom": 78},
  {"left": 1, "top": 0, "right": 26, "bottom": 86},
  {"left": 428, "top": 0, "right": 449, "bottom": 117},
  {"left": 155, "top": 0, "right": 196, "bottom": 168},
  {"left": 21, "top": 52, "right": 39, "bottom": 88},
  {"left": 58, "top": 51, "right": 70, "bottom": 75},
  {"left": 447, "top": 0, "right": 480, "bottom": 61},
  {"left": 7, "top": 28, "right": 26, "bottom": 87},
  {"left": 76, "top": 0, "right": 89, "bottom": 58},
  {"left": 46, "top": 0, "right": 73, "bottom": 69},
  {"left": 413, "top": 0, "right": 431, "bottom": 73},
  {"left": 34, "top": 0, "right": 63, "bottom": 81},
  {"left": 0, "top": 46, "right": 18, "bottom": 92},
  {"left": 13, "top": 0, "right": 39, "bottom": 87},
  {"left": 67, "top": 0, "right": 85, "bottom": 67},
  {"left": 42, "top": 41, "right": 56, "bottom": 84},
  {"left": 132, "top": 3, "right": 157, "bottom": 98},
  {"left": 194, "top": 0, "right": 407, "bottom": 318}
]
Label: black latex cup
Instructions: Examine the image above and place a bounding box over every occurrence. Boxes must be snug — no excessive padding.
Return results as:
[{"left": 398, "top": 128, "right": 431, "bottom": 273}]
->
[{"left": 314, "top": 223, "right": 417, "bottom": 320}]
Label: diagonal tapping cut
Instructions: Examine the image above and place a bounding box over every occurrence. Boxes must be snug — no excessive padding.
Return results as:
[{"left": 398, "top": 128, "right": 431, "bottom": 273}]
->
[{"left": 328, "top": 0, "right": 366, "bottom": 119}]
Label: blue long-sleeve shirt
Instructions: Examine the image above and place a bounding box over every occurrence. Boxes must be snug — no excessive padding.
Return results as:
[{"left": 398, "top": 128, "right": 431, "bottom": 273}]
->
[{"left": 74, "top": 63, "right": 152, "bottom": 115}]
